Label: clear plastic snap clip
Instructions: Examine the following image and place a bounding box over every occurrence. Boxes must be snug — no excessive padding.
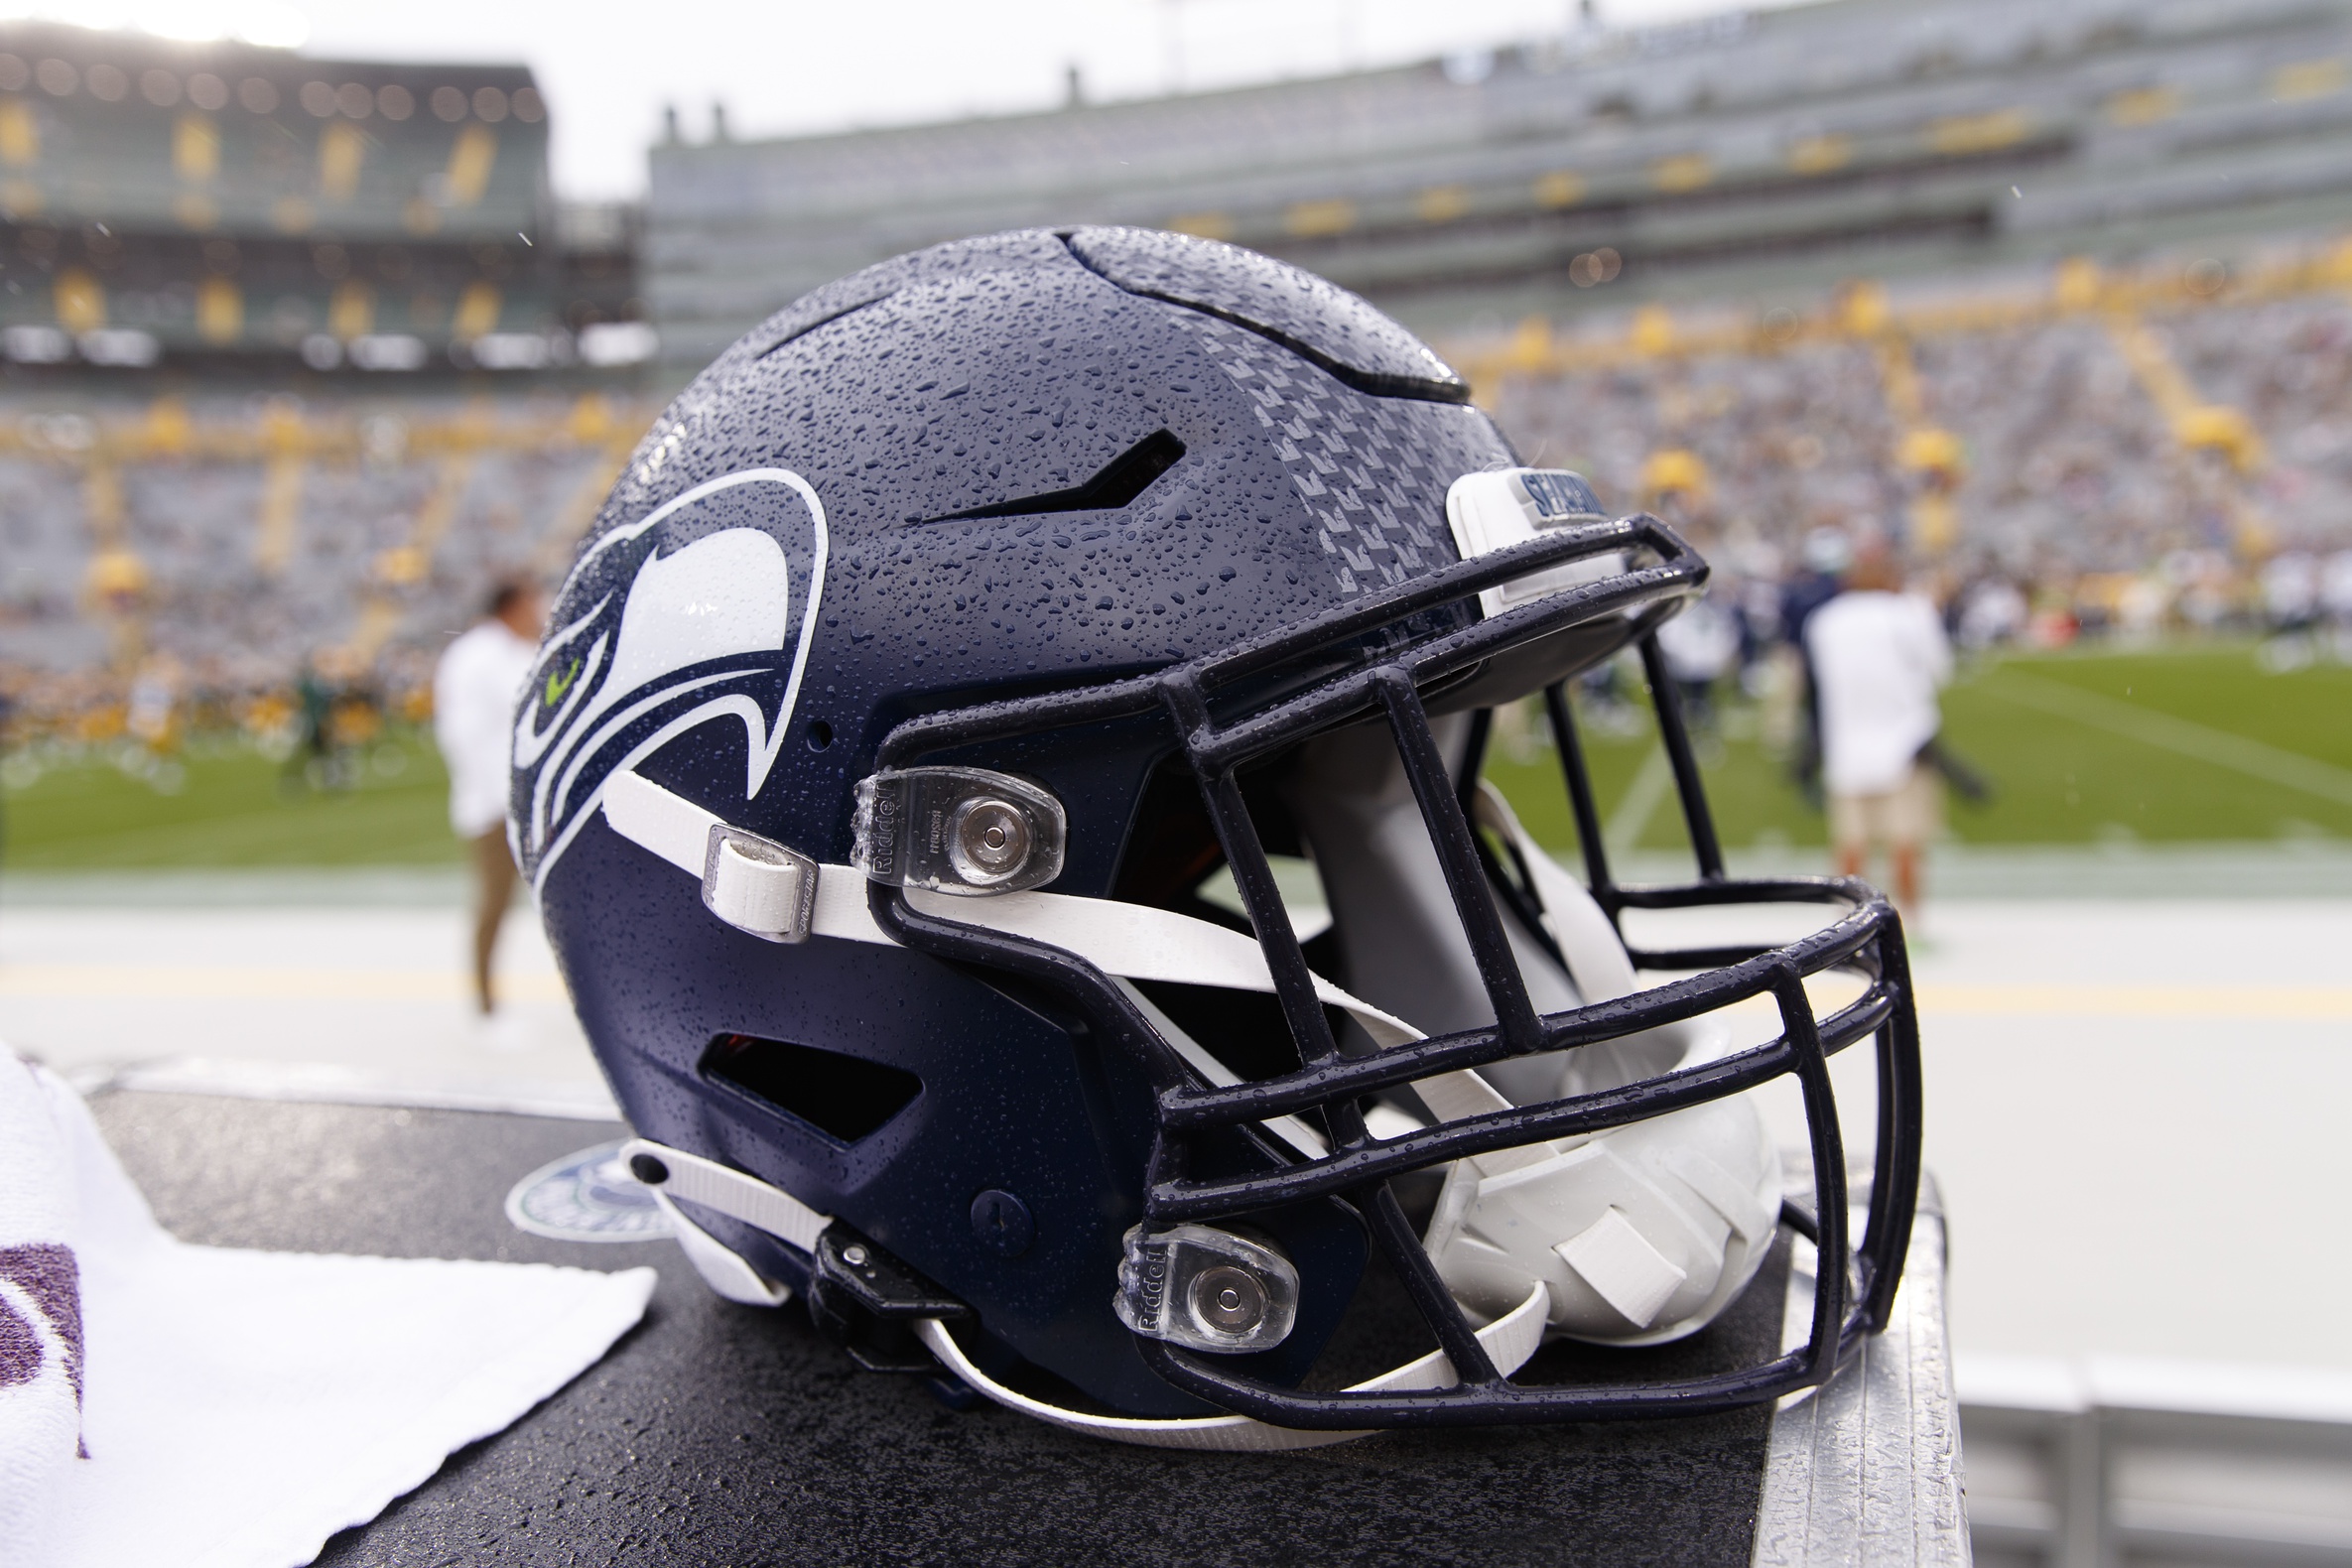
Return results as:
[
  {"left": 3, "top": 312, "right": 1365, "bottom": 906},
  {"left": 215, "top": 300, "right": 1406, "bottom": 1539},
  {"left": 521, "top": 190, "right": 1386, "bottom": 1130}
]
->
[
  {"left": 1112, "top": 1224, "right": 1300, "bottom": 1355},
  {"left": 850, "top": 766, "right": 1067, "bottom": 896},
  {"left": 702, "top": 825, "right": 819, "bottom": 943}
]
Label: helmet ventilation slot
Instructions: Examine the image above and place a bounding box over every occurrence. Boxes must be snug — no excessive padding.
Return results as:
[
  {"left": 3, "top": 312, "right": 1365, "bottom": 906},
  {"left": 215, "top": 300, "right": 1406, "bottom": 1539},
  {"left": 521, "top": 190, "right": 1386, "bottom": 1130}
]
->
[
  {"left": 912, "top": 428, "right": 1185, "bottom": 524},
  {"left": 701, "top": 1033, "right": 924, "bottom": 1144}
]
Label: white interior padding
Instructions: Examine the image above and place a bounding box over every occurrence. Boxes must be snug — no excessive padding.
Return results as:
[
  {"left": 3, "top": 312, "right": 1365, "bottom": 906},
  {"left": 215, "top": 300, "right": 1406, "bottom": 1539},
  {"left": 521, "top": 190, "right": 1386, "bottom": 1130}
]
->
[
  {"left": 1280, "top": 719, "right": 1779, "bottom": 1346},
  {"left": 1282, "top": 719, "right": 1578, "bottom": 1106}
]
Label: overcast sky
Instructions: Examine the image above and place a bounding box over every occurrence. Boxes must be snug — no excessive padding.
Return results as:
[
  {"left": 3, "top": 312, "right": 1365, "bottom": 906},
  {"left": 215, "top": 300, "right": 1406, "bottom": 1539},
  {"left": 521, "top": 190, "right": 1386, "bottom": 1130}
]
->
[{"left": 267, "top": 0, "right": 1770, "bottom": 201}]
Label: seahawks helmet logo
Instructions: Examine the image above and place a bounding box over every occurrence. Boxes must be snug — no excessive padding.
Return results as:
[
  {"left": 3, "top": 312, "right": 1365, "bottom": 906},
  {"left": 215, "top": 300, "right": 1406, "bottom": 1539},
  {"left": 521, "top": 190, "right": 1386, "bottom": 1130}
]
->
[{"left": 511, "top": 468, "right": 830, "bottom": 888}]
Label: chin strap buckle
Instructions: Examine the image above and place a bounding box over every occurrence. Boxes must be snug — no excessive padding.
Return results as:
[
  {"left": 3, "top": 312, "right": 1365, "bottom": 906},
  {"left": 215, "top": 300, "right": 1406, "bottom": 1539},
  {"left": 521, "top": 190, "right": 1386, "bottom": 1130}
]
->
[
  {"left": 702, "top": 823, "right": 819, "bottom": 943},
  {"left": 809, "top": 1225, "right": 973, "bottom": 1374}
]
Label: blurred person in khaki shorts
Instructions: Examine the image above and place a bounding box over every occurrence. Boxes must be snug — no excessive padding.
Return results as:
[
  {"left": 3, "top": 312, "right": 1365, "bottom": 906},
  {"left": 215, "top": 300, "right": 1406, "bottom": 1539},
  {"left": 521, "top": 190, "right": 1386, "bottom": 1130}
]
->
[
  {"left": 434, "top": 579, "right": 543, "bottom": 1016},
  {"left": 1803, "top": 543, "right": 1952, "bottom": 916}
]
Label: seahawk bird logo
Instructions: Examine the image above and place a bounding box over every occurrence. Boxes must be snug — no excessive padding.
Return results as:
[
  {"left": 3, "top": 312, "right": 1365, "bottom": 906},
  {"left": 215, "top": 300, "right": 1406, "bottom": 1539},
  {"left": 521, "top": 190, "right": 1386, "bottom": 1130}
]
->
[{"left": 510, "top": 468, "right": 829, "bottom": 889}]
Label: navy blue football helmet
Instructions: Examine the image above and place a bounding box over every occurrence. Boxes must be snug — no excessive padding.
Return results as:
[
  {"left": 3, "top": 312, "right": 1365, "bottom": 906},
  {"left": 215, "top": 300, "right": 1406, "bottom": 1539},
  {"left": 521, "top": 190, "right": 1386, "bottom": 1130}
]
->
[{"left": 517, "top": 228, "right": 1921, "bottom": 1447}]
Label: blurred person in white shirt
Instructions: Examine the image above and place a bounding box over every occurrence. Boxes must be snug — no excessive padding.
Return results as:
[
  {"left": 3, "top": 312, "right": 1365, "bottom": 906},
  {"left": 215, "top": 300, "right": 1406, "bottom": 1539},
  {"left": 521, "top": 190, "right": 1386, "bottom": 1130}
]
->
[
  {"left": 1654, "top": 588, "right": 1742, "bottom": 725},
  {"left": 2324, "top": 549, "right": 2352, "bottom": 660},
  {"left": 1955, "top": 577, "right": 2025, "bottom": 651},
  {"left": 434, "top": 580, "right": 542, "bottom": 1014},
  {"left": 2262, "top": 552, "right": 2320, "bottom": 633},
  {"left": 1804, "top": 545, "right": 1952, "bottom": 914}
]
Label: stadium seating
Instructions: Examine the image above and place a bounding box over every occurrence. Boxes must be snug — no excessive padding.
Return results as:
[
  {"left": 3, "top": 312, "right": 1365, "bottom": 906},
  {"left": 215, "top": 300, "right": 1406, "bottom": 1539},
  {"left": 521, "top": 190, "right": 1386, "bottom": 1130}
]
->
[
  {"left": 0, "top": 391, "right": 649, "bottom": 733},
  {"left": 1478, "top": 248, "right": 2352, "bottom": 642},
  {"left": 10, "top": 245, "right": 2352, "bottom": 742}
]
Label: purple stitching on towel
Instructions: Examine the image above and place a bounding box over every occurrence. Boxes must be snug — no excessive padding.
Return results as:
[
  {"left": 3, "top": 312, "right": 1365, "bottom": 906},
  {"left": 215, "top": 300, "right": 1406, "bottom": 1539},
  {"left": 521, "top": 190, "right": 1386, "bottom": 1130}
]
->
[
  {"left": 0, "top": 1243, "right": 84, "bottom": 1457},
  {"left": 0, "top": 1289, "right": 38, "bottom": 1384},
  {"left": 0, "top": 1243, "right": 82, "bottom": 1402}
]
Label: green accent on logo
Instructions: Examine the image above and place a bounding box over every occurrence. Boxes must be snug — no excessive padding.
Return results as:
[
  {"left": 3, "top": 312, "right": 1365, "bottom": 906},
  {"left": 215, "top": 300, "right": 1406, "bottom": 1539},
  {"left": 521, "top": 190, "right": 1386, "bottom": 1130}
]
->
[{"left": 543, "top": 657, "right": 580, "bottom": 709}]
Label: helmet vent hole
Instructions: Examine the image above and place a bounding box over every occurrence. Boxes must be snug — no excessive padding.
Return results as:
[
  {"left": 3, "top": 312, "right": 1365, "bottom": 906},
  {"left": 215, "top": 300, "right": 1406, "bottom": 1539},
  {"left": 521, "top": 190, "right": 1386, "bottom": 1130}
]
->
[
  {"left": 700, "top": 1032, "right": 922, "bottom": 1144},
  {"left": 807, "top": 719, "right": 834, "bottom": 751},
  {"left": 912, "top": 428, "right": 1185, "bottom": 525}
]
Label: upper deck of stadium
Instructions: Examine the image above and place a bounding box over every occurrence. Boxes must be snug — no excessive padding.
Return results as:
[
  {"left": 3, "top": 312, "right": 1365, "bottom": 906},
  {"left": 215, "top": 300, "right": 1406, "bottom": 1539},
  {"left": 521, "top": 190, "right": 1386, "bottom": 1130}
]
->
[
  {"left": 0, "top": 22, "right": 642, "bottom": 376},
  {"left": 646, "top": 0, "right": 2352, "bottom": 359}
]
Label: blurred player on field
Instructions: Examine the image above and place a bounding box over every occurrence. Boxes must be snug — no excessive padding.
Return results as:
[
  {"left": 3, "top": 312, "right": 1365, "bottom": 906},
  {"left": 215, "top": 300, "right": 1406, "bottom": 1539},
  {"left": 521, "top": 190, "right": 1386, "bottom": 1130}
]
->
[
  {"left": 1805, "top": 543, "right": 1952, "bottom": 917},
  {"left": 434, "top": 579, "right": 542, "bottom": 1016},
  {"left": 1653, "top": 587, "right": 1741, "bottom": 729},
  {"left": 1779, "top": 525, "right": 1853, "bottom": 806}
]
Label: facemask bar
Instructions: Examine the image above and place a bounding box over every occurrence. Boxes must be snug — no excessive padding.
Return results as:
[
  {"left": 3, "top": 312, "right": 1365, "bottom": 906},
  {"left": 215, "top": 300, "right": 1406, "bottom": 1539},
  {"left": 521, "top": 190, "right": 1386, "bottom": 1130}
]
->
[{"left": 866, "top": 514, "right": 1922, "bottom": 1429}]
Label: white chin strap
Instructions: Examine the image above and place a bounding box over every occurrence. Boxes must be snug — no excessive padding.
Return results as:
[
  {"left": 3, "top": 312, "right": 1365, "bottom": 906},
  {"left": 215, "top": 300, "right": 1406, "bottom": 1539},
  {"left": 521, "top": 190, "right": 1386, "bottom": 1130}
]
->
[
  {"left": 616, "top": 1129, "right": 1547, "bottom": 1452},
  {"left": 596, "top": 768, "right": 1773, "bottom": 1447},
  {"left": 914, "top": 1288, "right": 1548, "bottom": 1452}
]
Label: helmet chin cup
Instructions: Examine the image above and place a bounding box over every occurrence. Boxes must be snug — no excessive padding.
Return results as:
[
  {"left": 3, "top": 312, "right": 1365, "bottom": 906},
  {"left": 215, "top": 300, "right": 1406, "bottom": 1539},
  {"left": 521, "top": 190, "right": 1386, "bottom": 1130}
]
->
[{"left": 852, "top": 767, "right": 1068, "bottom": 895}]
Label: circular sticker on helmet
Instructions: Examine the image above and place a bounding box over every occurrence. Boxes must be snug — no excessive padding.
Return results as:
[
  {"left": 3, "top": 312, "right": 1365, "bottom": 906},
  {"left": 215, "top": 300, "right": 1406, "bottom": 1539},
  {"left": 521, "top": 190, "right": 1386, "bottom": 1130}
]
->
[{"left": 504, "top": 1140, "right": 676, "bottom": 1242}]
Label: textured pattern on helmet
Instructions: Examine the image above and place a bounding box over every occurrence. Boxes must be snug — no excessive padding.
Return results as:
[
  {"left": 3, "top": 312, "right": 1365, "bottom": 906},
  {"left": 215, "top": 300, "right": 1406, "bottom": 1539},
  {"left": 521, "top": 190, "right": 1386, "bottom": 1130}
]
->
[{"left": 1183, "top": 314, "right": 1500, "bottom": 597}]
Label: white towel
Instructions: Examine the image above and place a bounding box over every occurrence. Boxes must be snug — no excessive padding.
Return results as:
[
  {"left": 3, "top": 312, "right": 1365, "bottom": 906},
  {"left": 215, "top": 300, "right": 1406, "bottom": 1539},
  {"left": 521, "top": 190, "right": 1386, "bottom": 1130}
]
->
[{"left": 0, "top": 1051, "right": 656, "bottom": 1568}]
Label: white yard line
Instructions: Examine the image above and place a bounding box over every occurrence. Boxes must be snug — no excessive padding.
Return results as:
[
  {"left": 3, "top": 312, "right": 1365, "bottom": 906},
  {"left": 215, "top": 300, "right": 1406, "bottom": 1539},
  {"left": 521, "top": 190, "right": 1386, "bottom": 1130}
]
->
[
  {"left": 1604, "top": 741, "right": 1676, "bottom": 855},
  {"left": 1986, "top": 671, "right": 2352, "bottom": 807}
]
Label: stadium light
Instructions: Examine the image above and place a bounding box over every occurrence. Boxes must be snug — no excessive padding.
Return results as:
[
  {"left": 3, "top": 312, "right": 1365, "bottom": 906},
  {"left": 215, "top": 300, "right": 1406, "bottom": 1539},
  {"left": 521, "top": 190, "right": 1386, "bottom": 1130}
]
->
[
  {"left": 579, "top": 322, "right": 658, "bottom": 367},
  {"left": 2, "top": 324, "right": 70, "bottom": 364},
  {"left": 349, "top": 333, "right": 428, "bottom": 372},
  {"left": 78, "top": 327, "right": 159, "bottom": 367},
  {"left": 472, "top": 331, "right": 553, "bottom": 370}
]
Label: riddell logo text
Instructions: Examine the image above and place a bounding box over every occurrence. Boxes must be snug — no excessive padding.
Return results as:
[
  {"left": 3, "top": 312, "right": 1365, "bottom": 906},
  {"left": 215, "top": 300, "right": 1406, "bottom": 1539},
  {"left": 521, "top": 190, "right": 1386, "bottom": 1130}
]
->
[{"left": 1134, "top": 1249, "right": 1168, "bottom": 1330}]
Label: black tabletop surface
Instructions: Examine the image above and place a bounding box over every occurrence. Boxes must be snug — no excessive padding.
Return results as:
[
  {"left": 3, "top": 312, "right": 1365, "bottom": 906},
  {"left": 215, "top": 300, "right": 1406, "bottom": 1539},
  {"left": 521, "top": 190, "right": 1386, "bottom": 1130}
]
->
[{"left": 90, "top": 1090, "right": 1782, "bottom": 1567}]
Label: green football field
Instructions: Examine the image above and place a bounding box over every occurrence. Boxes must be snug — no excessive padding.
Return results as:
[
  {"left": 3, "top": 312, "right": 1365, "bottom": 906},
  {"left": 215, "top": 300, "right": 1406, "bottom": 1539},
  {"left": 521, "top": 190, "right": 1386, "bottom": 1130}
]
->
[
  {"left": 0, "top": 727, "right": 463, "bottom": 868},
  {"left": 2, "top": 644, "right": 2348, "bottom": 868},
  {"left": 1481, "top": 642, "right": 2352, "bottom": 855}
]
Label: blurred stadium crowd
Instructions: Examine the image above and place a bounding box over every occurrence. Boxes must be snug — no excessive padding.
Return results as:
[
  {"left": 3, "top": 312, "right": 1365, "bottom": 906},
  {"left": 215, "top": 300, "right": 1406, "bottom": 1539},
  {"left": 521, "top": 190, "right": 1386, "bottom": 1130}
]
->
[
  {"left": 9, "top": 243, "right": 2352, "bottom": 777},
  {"left": 0, "top": 389, "right": 649, "bottom": 768},
  {"left": 9, "top": 0, "right": 2352, "bottom": 799},
  {"left": 1479, "top": 246, "right": 2352, "bottom": 689}
]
